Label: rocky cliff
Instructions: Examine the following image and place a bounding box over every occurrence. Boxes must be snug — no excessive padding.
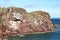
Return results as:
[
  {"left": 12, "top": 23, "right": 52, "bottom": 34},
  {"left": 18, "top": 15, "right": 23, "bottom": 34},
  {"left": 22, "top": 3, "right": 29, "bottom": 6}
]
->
[{"left": 0, "top": 7, "right": 56, "bottom": 38}]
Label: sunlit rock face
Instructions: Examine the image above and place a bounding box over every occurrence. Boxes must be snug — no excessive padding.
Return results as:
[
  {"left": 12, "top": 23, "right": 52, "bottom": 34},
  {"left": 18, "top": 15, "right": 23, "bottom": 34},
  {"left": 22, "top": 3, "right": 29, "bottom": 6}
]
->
[{"left": 0, "top": 7, "right": 56, "bottom": 38}]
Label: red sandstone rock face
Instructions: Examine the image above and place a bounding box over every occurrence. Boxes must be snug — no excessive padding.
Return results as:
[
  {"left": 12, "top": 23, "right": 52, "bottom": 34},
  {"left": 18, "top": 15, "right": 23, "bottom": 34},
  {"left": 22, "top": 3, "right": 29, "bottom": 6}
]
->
[{"left": 0, "top": 7, "right": 56, "bottom": 38}]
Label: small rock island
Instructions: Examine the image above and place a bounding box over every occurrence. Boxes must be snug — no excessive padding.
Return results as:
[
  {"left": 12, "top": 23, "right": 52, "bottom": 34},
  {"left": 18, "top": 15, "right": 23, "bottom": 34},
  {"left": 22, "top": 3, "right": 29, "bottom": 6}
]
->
[{"left": 0, "top": 7, "right": 56, "bottom": 38}]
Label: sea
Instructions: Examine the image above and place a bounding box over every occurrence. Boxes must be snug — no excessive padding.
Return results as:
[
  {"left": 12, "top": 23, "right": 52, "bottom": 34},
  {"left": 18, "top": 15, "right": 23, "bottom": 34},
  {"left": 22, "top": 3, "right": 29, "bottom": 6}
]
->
[
  {"left": 8, "top": 18, "right": 60, "bottom": 40},
  {"left": 51, "top": 18, "right": 60, "bottom": 24}
]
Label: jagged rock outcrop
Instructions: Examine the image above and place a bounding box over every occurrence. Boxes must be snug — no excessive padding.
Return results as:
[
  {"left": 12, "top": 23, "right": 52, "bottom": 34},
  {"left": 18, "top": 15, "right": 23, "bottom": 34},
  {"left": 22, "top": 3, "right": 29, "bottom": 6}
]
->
[{"left": 0, "top": 7, "right": 55, "bottom": 38}]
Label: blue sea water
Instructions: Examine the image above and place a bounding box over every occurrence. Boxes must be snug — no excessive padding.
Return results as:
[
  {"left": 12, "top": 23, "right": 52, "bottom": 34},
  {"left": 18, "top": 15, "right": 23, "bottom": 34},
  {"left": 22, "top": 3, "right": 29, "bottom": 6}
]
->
[
  {"left": 8, "top": 18, "right": 60, "bottom": 40},
  {"left": 51, "top": 18, "right": 60, "bottom": 24}
]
